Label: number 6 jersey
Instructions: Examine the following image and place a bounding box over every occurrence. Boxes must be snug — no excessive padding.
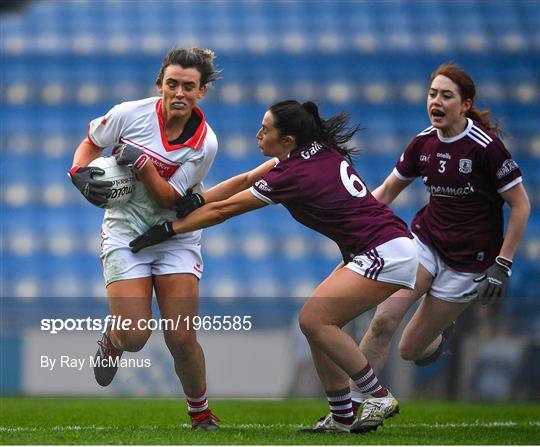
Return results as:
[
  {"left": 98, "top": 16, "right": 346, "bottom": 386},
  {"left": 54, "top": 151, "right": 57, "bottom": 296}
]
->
[{"left": 250, "top": 141, "right": 412, "bottom": 263}]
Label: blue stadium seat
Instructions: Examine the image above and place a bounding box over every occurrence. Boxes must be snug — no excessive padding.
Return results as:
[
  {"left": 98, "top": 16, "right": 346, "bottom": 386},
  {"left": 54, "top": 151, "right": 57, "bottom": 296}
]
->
[{"left": 1, "top": 0, "right": 539, "bottom": 303}]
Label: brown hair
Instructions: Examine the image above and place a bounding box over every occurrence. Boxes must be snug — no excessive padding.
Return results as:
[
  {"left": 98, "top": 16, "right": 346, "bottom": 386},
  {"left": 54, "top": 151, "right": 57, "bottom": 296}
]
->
[
  {"left": 431, "top": 63, "right": 502, "bottom": 136},
  {"left": 156, "top": 47, "right": 221, "bottom": 87}
]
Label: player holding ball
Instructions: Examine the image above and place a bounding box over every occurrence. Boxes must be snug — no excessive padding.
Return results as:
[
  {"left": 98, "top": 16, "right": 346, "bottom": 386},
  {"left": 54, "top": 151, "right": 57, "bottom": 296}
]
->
[{"left": 69, "top": 48, "right": 221, "bottom": 430}]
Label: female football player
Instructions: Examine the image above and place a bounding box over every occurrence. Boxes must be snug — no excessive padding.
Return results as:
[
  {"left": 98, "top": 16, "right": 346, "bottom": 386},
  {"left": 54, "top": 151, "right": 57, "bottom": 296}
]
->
[
  {"left": 128, "top": 99, "right": 419, "bottom": 433},
  {"left": 344, "top": 63, "right": 530, "bottom": 423},
  {"left": 69, "top": 48, "right": 221, "bottom": 430}
]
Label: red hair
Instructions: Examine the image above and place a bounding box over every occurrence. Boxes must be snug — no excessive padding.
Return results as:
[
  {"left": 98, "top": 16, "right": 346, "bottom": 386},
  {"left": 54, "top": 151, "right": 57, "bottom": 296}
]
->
[{"left": 431, "top": 63, "right": 502, "bottom": 136}]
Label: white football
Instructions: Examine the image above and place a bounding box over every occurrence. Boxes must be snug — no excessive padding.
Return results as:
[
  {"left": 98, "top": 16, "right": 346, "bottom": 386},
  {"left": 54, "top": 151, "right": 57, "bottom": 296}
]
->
[{"left": 88, "top": 156, "right": 136, "bottom": 208}]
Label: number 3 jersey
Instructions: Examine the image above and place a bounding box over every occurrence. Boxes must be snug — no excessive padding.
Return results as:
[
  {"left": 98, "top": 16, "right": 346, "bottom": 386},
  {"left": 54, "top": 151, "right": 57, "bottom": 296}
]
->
[
  {"left": 249, "top": 142, "right": 412, "bottom": 263},
  {"left": 88, "top": 97, "right": 218, "bottom": 245},
  {"left": 395, "top": 118, "right": 522, "bottom": 273}
]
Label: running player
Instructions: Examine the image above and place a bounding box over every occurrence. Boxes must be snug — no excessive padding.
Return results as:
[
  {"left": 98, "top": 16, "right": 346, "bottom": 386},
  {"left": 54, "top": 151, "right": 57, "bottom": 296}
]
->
[
  {"left": 343, "top": 63, "right": 530, "bottom": 425},
  {"left": 128, "top": 100, "right": 419, "bottom": 434},
  {"left": 69, "top": 48, "right": 221, "bottom": 430}
]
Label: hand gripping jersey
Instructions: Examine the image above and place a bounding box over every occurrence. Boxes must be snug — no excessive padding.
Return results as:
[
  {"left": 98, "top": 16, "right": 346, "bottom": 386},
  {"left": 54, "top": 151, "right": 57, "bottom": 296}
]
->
[
  {"left": 250, "top": 142, "right": 412, "bottom": 263},
  {"left": 394, "top": 118, "right": 522, "bottom": 273},
  {"left": 88, "top": 97, "right": 218, "bottom": 244}
]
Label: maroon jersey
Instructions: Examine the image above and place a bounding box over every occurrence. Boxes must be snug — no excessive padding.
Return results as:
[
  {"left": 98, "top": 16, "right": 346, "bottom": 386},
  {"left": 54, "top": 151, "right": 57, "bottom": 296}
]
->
[
  {"left": 395, "top": 118, "right": 522, "bottom": 273},
  {"left": 250, "top": 141, "right": 412, "bottom": 263}
]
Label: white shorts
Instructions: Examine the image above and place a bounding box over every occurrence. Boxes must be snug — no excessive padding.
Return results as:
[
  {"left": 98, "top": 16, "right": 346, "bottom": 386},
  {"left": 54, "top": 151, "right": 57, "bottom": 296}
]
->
[
  {"left": 413, "top": 235, "right": 478, "bottom": 303},
  {"left": 345, "top": 237, "right": 418, "bottom": 289},
  {"left": 100, "top": 234, "right": 203, "bottom": 286}
]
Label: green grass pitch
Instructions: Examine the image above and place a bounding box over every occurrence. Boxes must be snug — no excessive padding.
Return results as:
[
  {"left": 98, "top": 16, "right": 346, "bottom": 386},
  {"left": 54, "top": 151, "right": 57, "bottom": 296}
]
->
[{"left": 1, "top": 397, "right": 539, "bottom": 444}]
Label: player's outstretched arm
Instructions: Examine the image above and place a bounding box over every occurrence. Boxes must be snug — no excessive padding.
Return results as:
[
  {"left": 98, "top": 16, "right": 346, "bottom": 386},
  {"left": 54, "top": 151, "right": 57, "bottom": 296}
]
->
[
  {"left": 130, "top": 189, "right": 267, "bottom": 253},
  {"left": 175, "top": 158, "right": 277, "bottom": 217},
  {"left": 372, "top": 172, "right": 413, "bottom": 205},
  {"left": 204, "top": 159, "right": 277, "bottom": 203}
]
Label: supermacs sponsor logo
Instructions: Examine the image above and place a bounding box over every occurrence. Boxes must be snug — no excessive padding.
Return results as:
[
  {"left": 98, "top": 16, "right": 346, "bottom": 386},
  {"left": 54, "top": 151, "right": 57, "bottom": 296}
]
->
[
  {"left": 301, "top": 141, "right": 323, "bottom": 160},
  {"left": 497, "top": 159, "right": 518, "bottom": 179},
  {"left": 423, "top": 177, "right": 475, "bottom": 197},
  {"left": 255, "top": 179, "right": 272, "bottom": 192}
]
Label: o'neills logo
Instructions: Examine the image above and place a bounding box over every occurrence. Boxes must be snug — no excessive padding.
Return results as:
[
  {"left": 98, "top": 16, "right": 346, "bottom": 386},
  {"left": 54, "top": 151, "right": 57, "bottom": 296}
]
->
[
  {"left": 497, "top": 159, "right": 518, "bottom": 179},
  {"left": 436, "top": 152, "right": 451, "bottom": 160}
]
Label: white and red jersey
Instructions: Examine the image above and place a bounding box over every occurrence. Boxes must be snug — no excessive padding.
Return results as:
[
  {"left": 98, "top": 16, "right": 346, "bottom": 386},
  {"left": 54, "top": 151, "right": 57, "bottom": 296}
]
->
[
  {"left": 394, "top": 118, "right": 522, "bottom": 273},
  {"left": 88, "top": 96, "right": 218, "bottom": 245}
]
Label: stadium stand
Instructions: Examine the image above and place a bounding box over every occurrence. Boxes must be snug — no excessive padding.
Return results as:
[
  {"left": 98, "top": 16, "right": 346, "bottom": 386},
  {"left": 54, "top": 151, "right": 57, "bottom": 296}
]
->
[{"left": 1, "top": 0, "right": 539, "bottom": 314}]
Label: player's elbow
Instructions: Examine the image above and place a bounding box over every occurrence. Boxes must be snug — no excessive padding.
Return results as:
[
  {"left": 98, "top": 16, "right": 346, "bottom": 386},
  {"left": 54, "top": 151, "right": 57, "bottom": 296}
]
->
[
  {"left": 245, "top": 171, "right": 260, "bottom": 188},
  {"left": 521, "top": 195, "right": 531, "bottom": 217},
  {"left": 210, "top": 201, "right": 242, "bottom": 224},
  {"left": 151, "top": 187, "right": 180, "bottom": 210},
  {"left": 214, "top": 203, "right": 236, "bottom": 223}
]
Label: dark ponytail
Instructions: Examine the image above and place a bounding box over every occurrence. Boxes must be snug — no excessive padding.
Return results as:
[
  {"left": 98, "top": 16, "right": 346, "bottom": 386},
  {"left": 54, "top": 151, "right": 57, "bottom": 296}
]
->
[{"left": 268, "top": 100, "right": 361, "bottom": 158}]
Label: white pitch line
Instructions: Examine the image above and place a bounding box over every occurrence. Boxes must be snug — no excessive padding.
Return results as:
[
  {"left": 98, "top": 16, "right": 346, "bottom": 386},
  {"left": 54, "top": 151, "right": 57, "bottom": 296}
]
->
[
  {"left": 1, "top": 420, "right": 539, "bottom": 433},
  {"left": 396, "top": 421, "right": 540, "bottom": 429}
]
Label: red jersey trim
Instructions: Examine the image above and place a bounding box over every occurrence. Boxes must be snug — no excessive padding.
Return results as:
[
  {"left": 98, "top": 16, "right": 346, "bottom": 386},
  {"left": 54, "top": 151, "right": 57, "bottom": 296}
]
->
[
  {"left": 121, "top": 137, "right": 178, "bottom": 166},
  {"left": 155, "top": 99, "right": 207, "bottom": 152},
  {"left": 87, "top": 122, "right": 103, "bottom": 148}
]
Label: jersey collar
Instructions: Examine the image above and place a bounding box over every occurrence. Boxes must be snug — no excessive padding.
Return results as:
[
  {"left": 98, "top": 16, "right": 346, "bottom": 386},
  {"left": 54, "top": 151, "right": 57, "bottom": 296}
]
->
[
  {"left": 436, "top": 117, "right": 473, "bottom": 143},
  {"left": 155, "top": 99, "right": 207, "bottom": 152}
]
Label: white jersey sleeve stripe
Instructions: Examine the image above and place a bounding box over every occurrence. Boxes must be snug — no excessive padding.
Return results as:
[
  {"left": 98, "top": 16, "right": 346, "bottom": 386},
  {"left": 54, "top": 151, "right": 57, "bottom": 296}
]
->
[
  {"left": 471, "top": 125, "right": 493, "bottom": 143},
  {"left": 393, "top": 167, "right": 417, "bottom": 181},
  {"left": 417, "top": 126, "right": 435, "bottom": 136},
  {"left": 470, "top": 127, "right": 492, "bottom": 145},
  {"left": 467, "top": 133, "right": 488, "bottom": 148},
  {"left": 497, "top": 176, "right": 523, "bottom": 193},
  {"left": 249, "top": 186, "right": 275, "bottom": 205}
]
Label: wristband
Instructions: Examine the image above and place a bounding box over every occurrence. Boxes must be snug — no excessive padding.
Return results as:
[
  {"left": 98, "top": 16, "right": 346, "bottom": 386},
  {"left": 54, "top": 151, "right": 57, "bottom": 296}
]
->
[
  {"left": 164, "top": 221, "right": 176, "bottom": 237},
  {"left": 495, "top": 256, "right": 512, "bottom": 276},
  {"left": 68, "top": 165, "right": 81, "bottom": 178},
  {"left": 134, "top": 154, "right": 150, "bottom": 171}
]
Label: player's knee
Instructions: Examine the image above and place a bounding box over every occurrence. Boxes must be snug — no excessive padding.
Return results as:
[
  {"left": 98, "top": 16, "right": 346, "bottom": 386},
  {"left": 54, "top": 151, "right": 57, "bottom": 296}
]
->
[
  {"left": 114, "top": 329, "right": 150, "bottom": 352},
  {"left": 398, "top": 339, "right": 421, "bottom": 361},
  {"left": 163, "top": 330, "right": 198, "bottom": 356},
  {"left": 298, "top": 311, "right": 322, "bottom": 341},
  {"left": 368, "top": 313, "right": 400, "bottom": 343}
]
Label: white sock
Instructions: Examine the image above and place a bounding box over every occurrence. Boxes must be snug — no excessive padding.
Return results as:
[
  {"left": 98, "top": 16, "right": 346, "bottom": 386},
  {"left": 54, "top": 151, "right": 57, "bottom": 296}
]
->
[{"left": 350, "top": 389, "right": 365, "bottom": 404}]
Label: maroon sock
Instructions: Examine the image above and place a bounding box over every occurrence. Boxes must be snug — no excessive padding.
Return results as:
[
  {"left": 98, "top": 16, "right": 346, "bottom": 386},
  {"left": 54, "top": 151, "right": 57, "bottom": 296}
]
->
[
  {"left": 351, "top": 364, "right": 389, "bottom": 398},
  {"left": 326, "top": 387, "right": 355, "bottom": 426},
  {"left": 187, "top": 389, "right": 209, "bottom": 415}
]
